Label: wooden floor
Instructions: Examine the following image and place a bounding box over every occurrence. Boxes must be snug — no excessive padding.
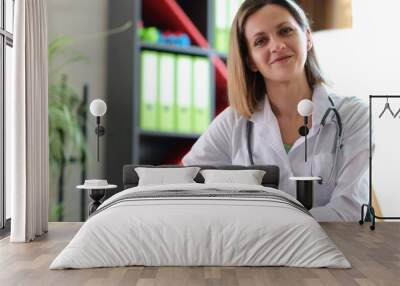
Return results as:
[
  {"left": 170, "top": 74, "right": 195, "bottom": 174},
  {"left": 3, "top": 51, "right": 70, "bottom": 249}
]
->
[{"left": 0, "top": 222, "right": 399, "bottom": 286}]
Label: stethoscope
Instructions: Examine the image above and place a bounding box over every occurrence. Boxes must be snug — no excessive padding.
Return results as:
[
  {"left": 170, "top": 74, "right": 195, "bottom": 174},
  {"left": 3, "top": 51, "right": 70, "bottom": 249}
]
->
[{"left": 246, "top": 95, "right": 344, "bottom": 185}]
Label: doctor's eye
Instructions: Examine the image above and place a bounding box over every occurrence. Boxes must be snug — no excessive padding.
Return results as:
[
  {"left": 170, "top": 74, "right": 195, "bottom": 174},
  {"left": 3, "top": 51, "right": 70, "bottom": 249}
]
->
[
  {"left": 279, "top": 27, "right": 294, "bottom": 36},
  {"left": 254, "top": 37, "right": 268, "bottom": 47}
]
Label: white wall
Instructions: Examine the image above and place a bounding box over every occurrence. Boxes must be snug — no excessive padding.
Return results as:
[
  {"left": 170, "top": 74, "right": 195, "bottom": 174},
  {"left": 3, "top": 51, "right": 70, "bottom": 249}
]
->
[
  {"left": 313, "top": 0, "right": 400, "bottom": 217},
  {"left": 47, "top": 0, "right": 108, "bottom": 221}
]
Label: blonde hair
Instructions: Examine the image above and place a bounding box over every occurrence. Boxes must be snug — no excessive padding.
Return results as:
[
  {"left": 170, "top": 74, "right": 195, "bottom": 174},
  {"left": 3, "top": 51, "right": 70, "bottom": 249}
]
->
[{"left": 227, "top": 0, "right": 326, "bottom": 118}]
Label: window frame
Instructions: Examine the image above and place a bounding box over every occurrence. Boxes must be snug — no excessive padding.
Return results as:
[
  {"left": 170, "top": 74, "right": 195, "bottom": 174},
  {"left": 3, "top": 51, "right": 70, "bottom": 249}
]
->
[{"left": 1, "top": 0, "right": 14, "bottom": 231}]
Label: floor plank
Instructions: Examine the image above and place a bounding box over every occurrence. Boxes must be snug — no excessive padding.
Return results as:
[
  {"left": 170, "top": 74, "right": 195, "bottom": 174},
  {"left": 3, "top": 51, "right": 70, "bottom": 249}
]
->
[{"left": 0, "top": 222, "right": 399, "bottom": 286}]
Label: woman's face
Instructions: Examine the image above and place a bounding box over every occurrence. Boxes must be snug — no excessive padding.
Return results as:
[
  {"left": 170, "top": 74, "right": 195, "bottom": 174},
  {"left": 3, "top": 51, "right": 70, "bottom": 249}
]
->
[{"left": 244, "top": 4, "right": 312, "bottom": 84}]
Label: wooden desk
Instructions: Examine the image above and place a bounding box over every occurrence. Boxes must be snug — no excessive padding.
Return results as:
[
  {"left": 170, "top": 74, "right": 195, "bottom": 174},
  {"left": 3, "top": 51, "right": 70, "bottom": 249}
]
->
[{"left": 0, "top": 222, "right": 399, "bottom": 286}]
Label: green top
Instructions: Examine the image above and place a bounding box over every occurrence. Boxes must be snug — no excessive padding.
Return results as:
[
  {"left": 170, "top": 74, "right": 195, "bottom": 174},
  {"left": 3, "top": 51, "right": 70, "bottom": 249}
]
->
[{"left": 284, "top": 144, "right": 292, "bottom": 154}]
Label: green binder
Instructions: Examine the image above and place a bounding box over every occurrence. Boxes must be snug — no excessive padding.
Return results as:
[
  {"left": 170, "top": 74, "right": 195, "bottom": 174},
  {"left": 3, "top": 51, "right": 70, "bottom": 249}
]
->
[
  {"left": 176, "top": 55, "right": 193, "bottom": 133},
  {"left": 192, "top": 57, "right": 211, "bottom": 134},
  {"left": 158, "top": 53, "right": 176, "bottom": 132},
  {"left": 215, "top": 0, "right": 228, "bottom": 53},
  {"left": 140, "top": 50, "right": 159, "bottom": 130}
]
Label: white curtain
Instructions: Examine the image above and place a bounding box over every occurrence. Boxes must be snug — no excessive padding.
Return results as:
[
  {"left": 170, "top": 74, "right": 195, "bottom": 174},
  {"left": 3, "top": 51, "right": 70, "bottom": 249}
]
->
[{"left": 7, "top": 0, "right": 49, "bottom": 242}]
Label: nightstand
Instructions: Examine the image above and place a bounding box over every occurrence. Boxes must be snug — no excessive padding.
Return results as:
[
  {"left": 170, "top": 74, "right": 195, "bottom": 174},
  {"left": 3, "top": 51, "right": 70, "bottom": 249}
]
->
[{"left": 76, "top": 184, "right": 117, "bottom": 215}]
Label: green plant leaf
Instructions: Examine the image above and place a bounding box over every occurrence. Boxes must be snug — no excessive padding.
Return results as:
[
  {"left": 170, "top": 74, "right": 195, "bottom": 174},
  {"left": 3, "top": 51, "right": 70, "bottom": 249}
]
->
[{"left": 48, "top": 36, "right": 74, "bottom": 65}]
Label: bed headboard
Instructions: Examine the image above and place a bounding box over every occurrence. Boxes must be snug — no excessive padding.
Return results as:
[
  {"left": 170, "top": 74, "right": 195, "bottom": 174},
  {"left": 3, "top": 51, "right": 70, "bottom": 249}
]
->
[{"left": 122, "top": 165, "right": 280, "bottom": 189}]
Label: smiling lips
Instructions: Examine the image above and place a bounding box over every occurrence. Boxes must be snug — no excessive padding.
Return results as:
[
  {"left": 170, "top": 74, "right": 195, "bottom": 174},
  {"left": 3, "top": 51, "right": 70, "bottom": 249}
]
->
[{"left": 270, "top": 55, "right": 292, "bottom": 64}]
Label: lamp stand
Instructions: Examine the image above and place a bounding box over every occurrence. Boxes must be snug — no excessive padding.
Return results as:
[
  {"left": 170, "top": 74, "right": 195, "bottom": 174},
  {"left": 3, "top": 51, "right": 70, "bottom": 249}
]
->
[
  {"left": 95, "top": 116, "right": 105, "bottom": 162},
  {"left": 298, "top": 117, "right": 310, "bottom": 162}
]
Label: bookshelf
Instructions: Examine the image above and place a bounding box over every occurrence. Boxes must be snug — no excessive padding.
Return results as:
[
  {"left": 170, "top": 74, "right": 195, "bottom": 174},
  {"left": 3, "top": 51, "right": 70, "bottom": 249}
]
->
[
  {"left": 106, "top": 0, "right": 229, "bottom": 188},
  {"left": 140, "top": 42, "right": 210, "bottom": 57}
]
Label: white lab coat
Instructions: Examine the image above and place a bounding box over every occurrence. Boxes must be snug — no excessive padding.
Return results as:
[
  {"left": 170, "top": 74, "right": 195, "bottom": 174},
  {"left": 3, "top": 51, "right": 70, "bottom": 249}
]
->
[{"left": 182, "top": 84, "right": 370, "bottom": 222}]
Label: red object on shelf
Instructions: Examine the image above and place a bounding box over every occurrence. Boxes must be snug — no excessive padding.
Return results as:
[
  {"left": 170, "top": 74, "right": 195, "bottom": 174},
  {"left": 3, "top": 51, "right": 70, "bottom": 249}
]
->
[
  {"left": 142, "top": 0, "right": 208, "bottom": 47},
  {"left": 142, "top": 0, "right": 229, "bottom": 163},
  {"left": 142, "top": 0, "right": 228, "bottom": 93},
  {"left": 212, "top": 55, "right": 228, "bottom": 109}
]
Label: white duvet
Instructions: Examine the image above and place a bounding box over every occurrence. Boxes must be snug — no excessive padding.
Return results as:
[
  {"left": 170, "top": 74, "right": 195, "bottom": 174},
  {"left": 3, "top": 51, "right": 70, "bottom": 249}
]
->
[{"left": 50, "top": 183, "right": 351, "bottom": 269}]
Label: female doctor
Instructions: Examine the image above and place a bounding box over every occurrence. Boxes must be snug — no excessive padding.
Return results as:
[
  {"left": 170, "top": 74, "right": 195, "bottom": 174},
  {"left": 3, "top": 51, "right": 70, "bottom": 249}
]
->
[{"left": 182, "top": 0, "right": 370, "bottom": 222}]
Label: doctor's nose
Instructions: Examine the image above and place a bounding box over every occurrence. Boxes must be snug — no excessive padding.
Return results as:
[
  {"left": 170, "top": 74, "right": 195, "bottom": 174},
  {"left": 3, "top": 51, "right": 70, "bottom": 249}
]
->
[{"left": 270, "top": 38, "right": 287, "bottom": 52}]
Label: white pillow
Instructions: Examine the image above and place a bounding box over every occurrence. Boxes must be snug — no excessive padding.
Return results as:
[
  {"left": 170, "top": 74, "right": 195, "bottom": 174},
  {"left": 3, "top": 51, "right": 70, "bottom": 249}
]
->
[
  {"left": 200, "top": 169, "right": 266, "bottom": 185},
  {"left": 135, "top": 167, "right": 201, "bottom": 186}
]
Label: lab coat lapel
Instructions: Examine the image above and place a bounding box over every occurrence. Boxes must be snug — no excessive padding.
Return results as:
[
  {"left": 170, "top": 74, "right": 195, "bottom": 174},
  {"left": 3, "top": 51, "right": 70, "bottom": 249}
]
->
[
  {"left": 311, "top": 84, "right": 335, "bottom": 127},
  {"left": 250, "top": 96, "right": 291, "bottom": 167}
]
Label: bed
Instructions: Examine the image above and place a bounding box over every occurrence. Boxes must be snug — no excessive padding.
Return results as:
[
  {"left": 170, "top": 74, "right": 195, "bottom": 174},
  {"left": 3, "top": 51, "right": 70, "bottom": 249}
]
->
[{"left": 50, "top": 165, "right": 350, "bottom": 269}]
